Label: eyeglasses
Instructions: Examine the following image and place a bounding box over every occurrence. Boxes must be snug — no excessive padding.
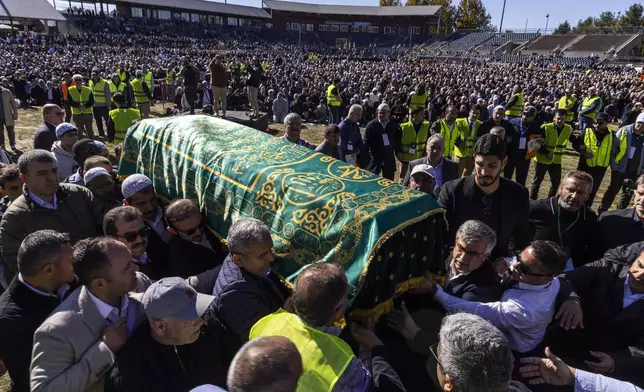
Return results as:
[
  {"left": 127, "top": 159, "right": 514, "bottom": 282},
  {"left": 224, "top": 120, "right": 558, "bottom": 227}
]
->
[
  {"left": 429, "top": 343, "right": 445, "bottom": 374},
  {"left": 173, "top": 219, "right": 205, "bottom": 237},
  {"left": 454, "top": 242, "right": 485, "bottom": 258},
  {"left": 514, "top": 252, "right": 551, "bottom": 278},
  {"left": 117, "top": 226, "right": 150, "bottom": 242}
]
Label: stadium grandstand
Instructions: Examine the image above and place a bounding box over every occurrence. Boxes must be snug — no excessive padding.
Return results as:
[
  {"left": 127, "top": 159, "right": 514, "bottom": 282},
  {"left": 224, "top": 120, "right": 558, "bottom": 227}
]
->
[{"left": 0, "top": 0, "right": 66, "bottom": 32}]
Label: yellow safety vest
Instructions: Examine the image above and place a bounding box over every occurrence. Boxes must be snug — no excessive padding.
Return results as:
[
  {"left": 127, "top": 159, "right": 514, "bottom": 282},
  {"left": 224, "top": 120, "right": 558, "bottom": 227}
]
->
[
  {"left": 557, "top": 96, "right": 577, "bottom": 122},
  {"left": 580, "top": 96, "right": 601, "bottom": 119},
  {"left": 131, "top": 78, "right": 149, "bottom": 104},
  {"left": 408, "top": 92, "right": 427, "bottom": 113},
  {"left": 88, "top": 79, "right": 108, "bottom": 104},
  {"left": 144, "top": 72, "right": 154, "bottom": 88},
  {"left": 400, "top": 121, "right": 430, "bottom": 162},
  {"left": 534, "top": 123, "right": 572, "bottom": 165},
  {"left": 439, "top": 119, "right": 464, "bottom": 159},
  {"left": 506, "top": 92, "right": 524, "bottom": 117},
  {"left": 327, "top": 84, "right": 341, "bottom": 107},
  {"left": 67, "top": 86, "right": 93, "bottom": 115},
  {"left": 250, "top": 309, "right": 354, "bottom": 392},
  {"left": 450, "top": 118, "right": 481, "bottom": 158},
  {"left": 109, "top": 82, "right": 126, "bottom": 95},
  {"left": 166, "top": 69, "right": 175, "bottom": 85},
  {"left": 584, "top": 129, "right": 613, "bottom": 168},
  {"left": 615, "top": 130, "right": 628, "bottom": 166},
  {"left": 117, "top": 69, "right": 127, "bottom": 82},
  {"left": 109, "top": 108, "right": 141, "bottom": 144}
]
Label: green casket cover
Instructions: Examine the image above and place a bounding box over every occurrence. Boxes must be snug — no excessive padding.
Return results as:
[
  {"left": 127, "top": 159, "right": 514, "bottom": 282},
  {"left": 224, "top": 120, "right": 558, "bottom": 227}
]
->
[{"left": 119, "top": 116, "right": 444, "bottom": 320}]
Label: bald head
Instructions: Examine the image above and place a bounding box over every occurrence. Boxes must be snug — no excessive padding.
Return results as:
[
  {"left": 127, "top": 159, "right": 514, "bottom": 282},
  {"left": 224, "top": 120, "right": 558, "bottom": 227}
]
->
[
  {"left": 227, "top": 336, "right": 302, "bottom": 392},
  {"left": 292, "top": 263, "right": 347, "bottom": 326}
]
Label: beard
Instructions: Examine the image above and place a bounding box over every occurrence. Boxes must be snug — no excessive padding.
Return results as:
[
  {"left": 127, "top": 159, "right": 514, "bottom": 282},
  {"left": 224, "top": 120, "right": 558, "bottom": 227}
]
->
[{"left": 477, "top": 171, "right": 501, "bottom": 187}]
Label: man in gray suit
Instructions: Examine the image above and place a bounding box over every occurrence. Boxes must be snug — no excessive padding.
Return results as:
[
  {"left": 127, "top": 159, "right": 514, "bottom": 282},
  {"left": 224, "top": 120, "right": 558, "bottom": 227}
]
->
[{"left": 30, "top": 237, "right": 152, "bottom": 392}]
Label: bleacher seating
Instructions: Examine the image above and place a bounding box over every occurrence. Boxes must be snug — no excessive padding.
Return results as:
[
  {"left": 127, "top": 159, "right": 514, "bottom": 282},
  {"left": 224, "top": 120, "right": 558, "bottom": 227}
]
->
[
  {"left": 438, "top": 32, "right": 495, "bottom": 53},
  {"left": 488, "top": 54, "right": 597, "bottom": 68},
  {"left": 567, "top": 34, "right": 634, "bottom": 52},
  {"left": 478, "top": 32, "right": 538, "bottom": 51},
  {"left": 525, "top": 35, "right": 578, "bottom": 51}
]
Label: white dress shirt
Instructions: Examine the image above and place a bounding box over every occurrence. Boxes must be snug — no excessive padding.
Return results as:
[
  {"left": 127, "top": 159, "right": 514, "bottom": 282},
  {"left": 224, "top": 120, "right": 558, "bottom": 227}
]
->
[
  {"left": 18, "top": 273, "right": 69, "bottom": 299},
  {"left": 434, "top": 277, "right": 560, "bottom": 353},
  {"left": 623, "top": 275, "right": 644, "bottom": 309},
  {"left": 87, "top": 290, "right": 138, "bottom": 335},
  {"left": 448, "top": 261, "right": 470, "bottom": 282},
  {"left": 575, "top": 369, "right": 644, "bottom": 392}
]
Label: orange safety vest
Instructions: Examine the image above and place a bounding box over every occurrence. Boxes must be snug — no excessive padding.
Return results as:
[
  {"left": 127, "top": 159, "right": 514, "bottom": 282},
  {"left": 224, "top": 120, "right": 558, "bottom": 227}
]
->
[{"left": 61, "top": 81, "right": 69, "bottom": 100}]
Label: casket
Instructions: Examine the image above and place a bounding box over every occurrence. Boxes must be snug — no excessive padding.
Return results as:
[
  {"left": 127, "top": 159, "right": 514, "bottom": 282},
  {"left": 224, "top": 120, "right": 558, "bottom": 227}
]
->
[{"left": 119, "top": 115, "right": 444, "bottom": 322}]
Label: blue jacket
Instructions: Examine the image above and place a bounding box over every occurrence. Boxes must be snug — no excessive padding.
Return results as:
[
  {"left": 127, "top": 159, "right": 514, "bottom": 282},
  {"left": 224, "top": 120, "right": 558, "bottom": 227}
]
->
[{"left": 213, "top": 255, "right": 285, "bottom": 342}]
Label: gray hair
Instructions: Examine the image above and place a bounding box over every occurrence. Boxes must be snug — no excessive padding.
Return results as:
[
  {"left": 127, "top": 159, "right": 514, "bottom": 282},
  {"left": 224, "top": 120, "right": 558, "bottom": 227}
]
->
[
  {"left": 227, "top": 218, "right": 272, "bottom": 254},
  {"left": 283, "top": 112, "right": 302, "bottom": 127},
  {"left": 135, "top": 70, "right": 144, "bottom": 77},
  {"left": 636, "top": 173, "right": 644, "bottom": 188},
  {"left": 427, "top": 133, "right": 445, "bottom": 147},
  {"left": 72, "top": 74, "right": 83, "bottom": 81},
  {"left": 562, "top": 170, "right": 594, "bottom": 190},
  {"left": 348, "top": 104, "right": 363, "bottom": 114},
  {"left": 17, "top": 150, "right": 57, "bottom": 174},
  {"left": 455, "top": 220, "right": 497, "bottom": 254},
  {"left": 438, "top": 313, "right": 514, "bottom": 392}
]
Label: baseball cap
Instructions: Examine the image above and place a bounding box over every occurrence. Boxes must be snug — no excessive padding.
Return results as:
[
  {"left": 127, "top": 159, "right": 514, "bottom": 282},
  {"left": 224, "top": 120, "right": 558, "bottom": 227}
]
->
[
  {"left": 595, "top": 112, "right": 610, "bottom": 122},
  {"left": 142, "top": 277, "right": 215, "bottom": 321},
  {"left": 410, "top": 164, "right": 436, "bottom": 178},
  {"left": 55, "top": 123, "right": 77, "bottom": 138},
  {"left": 637, "top": 112, "right": 644, "bottom": 124}
]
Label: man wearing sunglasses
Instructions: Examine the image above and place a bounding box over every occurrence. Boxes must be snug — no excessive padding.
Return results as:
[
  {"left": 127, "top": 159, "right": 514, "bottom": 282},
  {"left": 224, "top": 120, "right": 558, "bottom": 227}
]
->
[
  {"left": 571, "top": 112, "right": 617, "bottom": 207},
  {"left": 103, "top": 206, "right": 166, "bottom": 280},
  {"left": 164, "top": 199, "right": 225, "bottom": 279},
  {"left": 34, "top": 104, "right": 64, "bottom": 151},
  {"left": 421, "top": 240, "right": 568, "bottom": 355}
]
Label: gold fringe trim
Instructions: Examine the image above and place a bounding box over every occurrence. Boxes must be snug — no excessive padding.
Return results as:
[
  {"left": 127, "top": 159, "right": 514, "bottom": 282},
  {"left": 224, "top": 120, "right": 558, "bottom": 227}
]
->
[{"left": 350, "top": 276, "right": 426, "bottom": 324}]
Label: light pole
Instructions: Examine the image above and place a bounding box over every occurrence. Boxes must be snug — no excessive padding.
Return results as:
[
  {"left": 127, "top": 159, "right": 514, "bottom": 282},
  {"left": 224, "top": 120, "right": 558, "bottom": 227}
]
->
[
  {"left": 499, "top": 0, "right": 507, "bottom": 33},
  {"left": 545, "top": 14, "right": 550, "bottom": 35}
]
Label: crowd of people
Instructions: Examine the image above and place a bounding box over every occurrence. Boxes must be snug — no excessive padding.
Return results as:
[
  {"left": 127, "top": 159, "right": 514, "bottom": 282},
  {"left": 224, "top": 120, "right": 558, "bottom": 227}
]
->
[{"left": 0, "top": 14, "right": 643, "bottom": 392}]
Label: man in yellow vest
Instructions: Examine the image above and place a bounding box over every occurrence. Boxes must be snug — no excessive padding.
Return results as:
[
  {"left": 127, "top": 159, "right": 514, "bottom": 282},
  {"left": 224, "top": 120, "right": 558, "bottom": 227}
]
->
[
  {"left": 406, "top": 84, "right": 428, "bottom": 120},
  {"left": 571, "top": 112, "right": 616, "bottom": 207},
  {"left": 165, "top": 65, "right": 176, "bottom": 103},
  {"left": 557, "top": 89, "right": 577, "bottom": 125},
  {"left": 67, "top": 74, "right": 95, "bottom": 139},
  {"left": 505, "top": 85, "right": 524, "bottom": 120},
  {"left": 429, "top": 105, "right": 463, "bottom": 161},
  {"left": 143, "top": 65, "right": 155, "bottom": 96},
  {"left": 250, "top": 263, "right": 381, "bottom": 392},
  {"left": 453, "top": 105, "right": 482, "bottom": 177},
  {"left": 327, "top": 78, "right": 342, "bottom": 124},
  {"left": 108, "top": 73, "right": 128, "bottom": 109},
  {"left": 399, "top": 106, "right": 430, "bottom": 180},
  {"left": 131, "top": 70, "right": 153, "bottom": 119},
  {"left": 578, "top": 87, "right": 601, "bottom": 132},
  {"left": 530, "top": 109, "right": 573, "bottom": 199},
  {"left": 88, "top": 69, "right": 111, "bottom": 138},
  {"left": 107, "top": 93, "right": 140, "bottom": 144}
]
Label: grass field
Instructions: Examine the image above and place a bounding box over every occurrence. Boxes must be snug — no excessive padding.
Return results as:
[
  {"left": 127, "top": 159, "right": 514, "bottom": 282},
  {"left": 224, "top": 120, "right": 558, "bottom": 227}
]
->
[{"left": 0, "top": 107, "right": 620, "bottom": 391}]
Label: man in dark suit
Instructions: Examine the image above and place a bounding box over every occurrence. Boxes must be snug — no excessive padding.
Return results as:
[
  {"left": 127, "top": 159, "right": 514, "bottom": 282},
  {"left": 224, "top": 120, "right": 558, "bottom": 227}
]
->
[
  {"left": 548, "top": 242, "right": 644, "bottom": 387},
  {"left": 530, "top": 170, "right": 598, "bottom": 268},
  {"left": 364, "top": 103, "right": 400, "bottom": 180},
  {"left": 103, "top": 206, "right": 167, "bottom": 281},
  {"left": 0, "top": 230, "right": 77, "bottom": 392},
  {"left": 164, "top": 199, "right": 226, "bottom": 278},
  {"left": 506, "top": 106, "right": 546, "bottom": 186},
  {"left": 121, "top": 174, "right": 170, "bottom": 270},
  {"left": 442, "top": 220, "right": 502, "bottom": 303},
  {"left": 44, "top": 81, "right": 62, "bottom": 106},
  {"left": 439, "top": 134, "right": 531, "bottom": 259},
  {"left": 594, "top": 175, "right": 644, "bottom": 257},
  {"left": 33, "top": 104, "right": 64, "bottom": 151},
  {"left": 403, "top": 133, "right": 458, "bottom": 188},
  {"left": 214, "top": 218, "right": 289, "bottom": 343}
]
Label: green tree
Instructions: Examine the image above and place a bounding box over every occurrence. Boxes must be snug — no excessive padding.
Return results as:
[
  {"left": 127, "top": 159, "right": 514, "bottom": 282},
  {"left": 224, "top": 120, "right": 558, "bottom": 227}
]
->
[
  {"left": 595, "top": 11, "right": 617, "bottom": 27},
  {"left": 407, "top": 0, "right": 457, "bottom": 34},
  {"left": 454, "top": 0, "right": 493, "bottom": 30},
  {"left": 618, "top": 3, "right": 644, "bottom": 27},
  {"left": 380, "top": 0, "right": 402, "bottom": 6},
  {"left": 553, "top": 20, "right": 571, "bottom": 34},
  {"left": 573, "top": 16, "right": 596, "bottom": 32}
]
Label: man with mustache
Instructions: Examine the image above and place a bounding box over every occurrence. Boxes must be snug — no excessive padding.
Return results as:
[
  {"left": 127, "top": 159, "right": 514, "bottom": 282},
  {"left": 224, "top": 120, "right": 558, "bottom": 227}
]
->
[
  {"left": 594, "top": 174, "right": 644, "bottom": 257},
  {"left": 103, "top": 206, "right": 167, "bottom": 280},
  {"left": 546, "top": 242, "right": 644, "bottom": 387},
  {"left": 439, "top": 134, "right": 531, "bottom": 260},
  {"left": 529, "top": 171, "right": 598, "bottom": 269}
]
